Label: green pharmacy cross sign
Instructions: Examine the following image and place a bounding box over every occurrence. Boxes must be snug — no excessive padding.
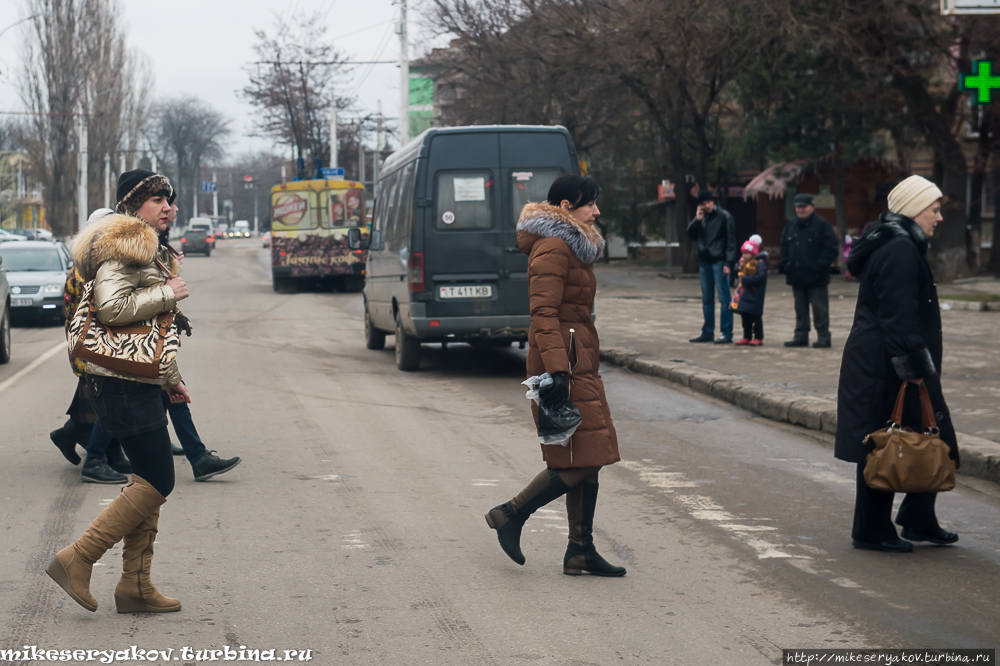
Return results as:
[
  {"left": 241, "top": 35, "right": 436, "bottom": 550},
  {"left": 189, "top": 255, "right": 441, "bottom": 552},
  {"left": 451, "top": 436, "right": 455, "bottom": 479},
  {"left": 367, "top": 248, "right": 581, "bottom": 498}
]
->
[{"left": 961, "top": 60, "right": 1000, "bottom": 105}]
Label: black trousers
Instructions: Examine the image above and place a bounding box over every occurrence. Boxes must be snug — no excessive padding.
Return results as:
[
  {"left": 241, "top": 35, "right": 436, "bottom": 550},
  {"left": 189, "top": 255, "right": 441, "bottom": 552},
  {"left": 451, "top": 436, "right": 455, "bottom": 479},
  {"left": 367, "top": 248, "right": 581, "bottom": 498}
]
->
[
  {"left": 792, "top": 285, "right": 830, "bottom": 342},
  {"left": 740, "top": 313, "right": 763, "bottom": 340},
  {"left": 85, "top": 375, "right": 175, "bottom": 498},
  {"left": 852, "top": 462, "right": 940, "bottom": 543}
]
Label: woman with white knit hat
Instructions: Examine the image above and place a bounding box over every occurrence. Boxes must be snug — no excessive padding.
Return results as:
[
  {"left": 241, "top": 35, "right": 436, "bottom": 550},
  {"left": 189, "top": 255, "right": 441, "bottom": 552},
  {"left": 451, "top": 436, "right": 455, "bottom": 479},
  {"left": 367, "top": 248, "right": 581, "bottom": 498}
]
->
[{"left": 834, "top": 175, "right": 959, "bottom": 552}]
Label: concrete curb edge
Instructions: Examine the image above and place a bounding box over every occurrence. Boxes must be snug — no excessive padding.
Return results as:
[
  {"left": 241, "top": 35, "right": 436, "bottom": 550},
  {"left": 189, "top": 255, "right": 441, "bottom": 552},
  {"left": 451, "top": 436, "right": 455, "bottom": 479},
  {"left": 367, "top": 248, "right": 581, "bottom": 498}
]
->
[{"left": 600, "top": 346, "right": 1000, "bottom": 486}]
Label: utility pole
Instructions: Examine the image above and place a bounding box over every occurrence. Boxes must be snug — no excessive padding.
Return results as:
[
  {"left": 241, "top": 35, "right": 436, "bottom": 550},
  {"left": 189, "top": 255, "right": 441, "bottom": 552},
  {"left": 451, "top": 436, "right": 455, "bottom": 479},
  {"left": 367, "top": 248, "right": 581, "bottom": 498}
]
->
[
  {"left": 212, "top": 171, "right": 218, "bottom": 217},
  {"left": 104, "top": 153, "right": 111, "bottom": 209},
  {"left": 151, "top": 154, "right": 157, "bottom": 173},
  {"left": 399, "top": 0, "right": 409, "bottom": 145},
  {"left": 358, "top": 121, "right": 365, "bottom": 189},
  {"left": 375, "top": 100, "right": 383, "bottom": 197},
  {"left": 119, "top": 153, "right": 126, "bottom": 176},
  {"left": 330, "top": 92, "right": 338, "bottom": 169},
  {"left": 76, "top": 105, "right": 88, "bottom": 233}
]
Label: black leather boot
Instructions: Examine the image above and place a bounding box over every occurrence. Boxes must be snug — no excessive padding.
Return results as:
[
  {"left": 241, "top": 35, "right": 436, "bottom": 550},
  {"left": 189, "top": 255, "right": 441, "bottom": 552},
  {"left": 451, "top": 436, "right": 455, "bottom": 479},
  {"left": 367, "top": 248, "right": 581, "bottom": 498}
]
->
[
  {"left": 49, "top": 419, "right": 83, "bottom": 465},
  {"left": 563, "top": 482, "right": 626, "bottom": 576},
  {"left": 106, "top": 441, "right": 132, "bottom": 475},
  {"left": 485, "top": 469, "right": 570, "bottom": 565}
]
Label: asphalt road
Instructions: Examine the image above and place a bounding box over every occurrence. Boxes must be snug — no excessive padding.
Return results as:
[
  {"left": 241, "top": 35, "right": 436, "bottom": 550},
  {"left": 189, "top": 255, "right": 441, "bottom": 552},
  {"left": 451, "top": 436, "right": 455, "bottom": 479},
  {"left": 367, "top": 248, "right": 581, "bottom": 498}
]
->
[{"left": 1, "top": 241, "right": 997, "bottom": 665}]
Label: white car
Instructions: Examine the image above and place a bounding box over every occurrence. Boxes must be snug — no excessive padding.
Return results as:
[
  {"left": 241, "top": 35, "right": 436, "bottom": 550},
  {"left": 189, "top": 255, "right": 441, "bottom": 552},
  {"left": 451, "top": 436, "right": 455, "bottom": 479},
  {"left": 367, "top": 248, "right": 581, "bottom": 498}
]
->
[
  {"left": 262, "top": 232, "right": 271, "bottom": 248},
  {"left": 0, "top": 228, "right": 27, "bottom": 243}
]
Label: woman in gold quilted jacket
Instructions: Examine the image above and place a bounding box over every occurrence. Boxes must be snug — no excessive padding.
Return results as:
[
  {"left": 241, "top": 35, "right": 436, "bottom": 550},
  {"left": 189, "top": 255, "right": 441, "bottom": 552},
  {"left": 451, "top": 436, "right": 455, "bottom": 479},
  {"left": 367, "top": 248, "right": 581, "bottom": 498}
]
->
[{"left": 46, "top": 170, "right": 190, "bottom": 614}]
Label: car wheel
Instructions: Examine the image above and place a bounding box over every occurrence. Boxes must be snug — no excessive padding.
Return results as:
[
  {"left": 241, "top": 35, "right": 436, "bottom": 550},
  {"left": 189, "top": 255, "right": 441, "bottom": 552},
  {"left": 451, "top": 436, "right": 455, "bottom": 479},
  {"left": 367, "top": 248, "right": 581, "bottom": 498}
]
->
[
  {"left": 365, "top": 307, "right": 386, "bottom": 351},
  {"left": 0, "top": 305, "right": 10, "bottom": 364},
  {"left": 394, "top": 314, "right": 420, "bottom": 371}
]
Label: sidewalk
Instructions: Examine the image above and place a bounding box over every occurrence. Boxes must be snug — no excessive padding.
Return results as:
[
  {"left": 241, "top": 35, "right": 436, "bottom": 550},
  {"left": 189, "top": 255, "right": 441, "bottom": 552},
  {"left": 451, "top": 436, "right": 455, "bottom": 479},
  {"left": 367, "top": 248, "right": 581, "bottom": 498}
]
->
[{"left": 592, "top": 262, "right": 1000, "bottom": 483}]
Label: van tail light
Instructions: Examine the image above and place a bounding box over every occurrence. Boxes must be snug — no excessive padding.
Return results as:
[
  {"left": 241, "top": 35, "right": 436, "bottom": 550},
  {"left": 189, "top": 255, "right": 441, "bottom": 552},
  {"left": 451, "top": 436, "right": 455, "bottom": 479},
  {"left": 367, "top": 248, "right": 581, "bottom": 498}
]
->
[{"left": 408, "top": 253, "right": 425, "bottom": 292}]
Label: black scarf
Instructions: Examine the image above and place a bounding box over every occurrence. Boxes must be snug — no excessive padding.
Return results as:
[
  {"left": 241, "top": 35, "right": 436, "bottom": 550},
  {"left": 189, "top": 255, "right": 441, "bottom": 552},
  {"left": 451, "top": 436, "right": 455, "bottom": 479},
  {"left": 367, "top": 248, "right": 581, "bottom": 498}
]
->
[{"left": 846, "top": 212, "right": 928, "bottom": 276}]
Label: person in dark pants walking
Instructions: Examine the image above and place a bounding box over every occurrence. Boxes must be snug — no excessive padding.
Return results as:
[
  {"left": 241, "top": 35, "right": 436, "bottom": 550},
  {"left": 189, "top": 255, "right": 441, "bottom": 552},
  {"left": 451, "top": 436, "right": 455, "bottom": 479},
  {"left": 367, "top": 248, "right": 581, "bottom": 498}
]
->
[
  {"left": 835, "top": 175, "right": 958, "bottom": 552},
  {"left": 159, "top": 191, "right": 241, "bottom": 481},
  {"left": 687, "top": 191, "right": 738, "bottom": 344},
  {"left": 779, "top": 194, "right": 840, "bottom": 348}
]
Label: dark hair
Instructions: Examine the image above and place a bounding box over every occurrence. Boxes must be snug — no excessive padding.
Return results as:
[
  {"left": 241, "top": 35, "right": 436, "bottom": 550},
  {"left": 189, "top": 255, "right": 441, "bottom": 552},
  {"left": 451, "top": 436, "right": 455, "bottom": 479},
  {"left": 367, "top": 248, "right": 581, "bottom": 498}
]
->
[{"left": 546, "top": 174, "right": 599, "bottom": 209}]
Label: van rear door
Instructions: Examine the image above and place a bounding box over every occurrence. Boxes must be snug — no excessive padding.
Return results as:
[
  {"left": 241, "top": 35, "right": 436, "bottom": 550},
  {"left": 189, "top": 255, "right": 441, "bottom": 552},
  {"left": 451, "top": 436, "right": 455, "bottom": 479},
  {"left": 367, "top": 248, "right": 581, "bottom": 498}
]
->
[
  {"left": 499, "top": 131, "right": 575, "bottom": 317},
  {"left": 423, "top": 133, "right": 504, "bottom": 319}
]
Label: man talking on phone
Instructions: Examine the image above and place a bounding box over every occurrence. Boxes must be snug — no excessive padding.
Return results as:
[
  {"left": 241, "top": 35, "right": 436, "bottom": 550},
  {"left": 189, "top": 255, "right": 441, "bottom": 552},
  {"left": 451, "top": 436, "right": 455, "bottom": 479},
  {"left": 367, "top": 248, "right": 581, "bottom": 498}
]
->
[{"left": 687, "top": 190, "right": 737, "bottom": 344}]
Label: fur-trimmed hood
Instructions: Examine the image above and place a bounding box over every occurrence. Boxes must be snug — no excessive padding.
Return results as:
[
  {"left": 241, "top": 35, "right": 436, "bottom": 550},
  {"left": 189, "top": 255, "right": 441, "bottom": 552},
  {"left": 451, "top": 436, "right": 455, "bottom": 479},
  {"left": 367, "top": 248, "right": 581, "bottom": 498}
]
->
[
  {"left": 516, "top": 202, "right": 605, "bottom": 264},
  {"left": 72, "top": 213, "right": 177, "bottom": 281}
]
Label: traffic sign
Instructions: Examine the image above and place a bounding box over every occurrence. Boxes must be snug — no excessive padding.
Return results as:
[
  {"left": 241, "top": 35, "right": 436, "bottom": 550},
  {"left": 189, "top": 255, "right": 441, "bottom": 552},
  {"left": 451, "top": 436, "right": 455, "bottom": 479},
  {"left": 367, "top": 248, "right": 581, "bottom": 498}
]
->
[
  {"left": 201, "top": 181, "right": 217, "bottom": 193},
  {"left": 243, "top": 175, "right": 253, "bottom": 182},
  {"left": 320, "top": 168, "right": 345, "bottom": 179}
]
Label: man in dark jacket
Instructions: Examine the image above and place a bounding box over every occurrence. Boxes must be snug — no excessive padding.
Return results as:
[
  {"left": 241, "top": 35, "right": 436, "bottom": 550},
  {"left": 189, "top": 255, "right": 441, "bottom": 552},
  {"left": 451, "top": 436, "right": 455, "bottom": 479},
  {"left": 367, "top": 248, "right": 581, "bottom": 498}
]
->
[
  {"left": 687, "top": 191, "right": 738, "bottom": 344},
  {"left": 779, "top": 193, "right": 840, "bottom": 348}
]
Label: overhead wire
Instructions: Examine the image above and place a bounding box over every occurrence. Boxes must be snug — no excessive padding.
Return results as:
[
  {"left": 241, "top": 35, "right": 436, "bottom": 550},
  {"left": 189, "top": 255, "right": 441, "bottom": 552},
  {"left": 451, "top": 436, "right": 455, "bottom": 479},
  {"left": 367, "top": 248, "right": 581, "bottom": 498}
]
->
[{"left": 346, "top": 15, "right": 396, "bottom": 98}]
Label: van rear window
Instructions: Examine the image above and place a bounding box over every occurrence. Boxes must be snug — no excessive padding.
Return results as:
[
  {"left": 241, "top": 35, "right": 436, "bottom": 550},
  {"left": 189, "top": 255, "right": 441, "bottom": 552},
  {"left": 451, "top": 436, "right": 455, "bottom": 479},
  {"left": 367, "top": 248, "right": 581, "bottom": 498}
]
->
[
  {"left": 511, "top": 169, "right": 565, "bottom": 224},
  {"left": 435, "top": 170, "right": 493, "bottom": 230}
]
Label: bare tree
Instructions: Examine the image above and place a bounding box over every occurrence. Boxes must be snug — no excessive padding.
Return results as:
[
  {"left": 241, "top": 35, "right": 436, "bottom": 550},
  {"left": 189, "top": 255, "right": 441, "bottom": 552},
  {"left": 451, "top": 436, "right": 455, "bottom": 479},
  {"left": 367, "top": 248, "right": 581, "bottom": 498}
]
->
[
  {"left": 152, "top": 97, "right": 230, "bottom": 222},
  {"left": 241, "top": 13, "right": 354, "bottom": 178},
  {"left": 18, "top": 0, "right": 84, "bottom": 236},
  {"left": 18, "top": 0, "right": 155, "bottom": 236}
]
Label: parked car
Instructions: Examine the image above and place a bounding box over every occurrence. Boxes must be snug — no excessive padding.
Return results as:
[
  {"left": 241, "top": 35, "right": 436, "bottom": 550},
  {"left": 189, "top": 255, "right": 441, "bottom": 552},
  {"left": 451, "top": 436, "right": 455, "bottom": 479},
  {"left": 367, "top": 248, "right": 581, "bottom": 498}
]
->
[
  {"left": 188, "top": 217, "right": 216, "bottom": 248},
  {"left": 0, "top": 228, "right": 26, "bottom": 243},
  {"left": 11, "top": 228, "right": 53, "bottom": 241},
  {"left": 181, "top": 226, "right": 212, "bottom": 257},
  {"left": 0, "top": 240, "right": 72, "bottom": 323},
  {"left": 350, "top": 125, "right": 579, "bottom": 371},
  {"left": 0, "top": 250, "right": 10, "bottom": 363},
  {"left": 262, "top": 231, "right": 271, "bottom": 248}
]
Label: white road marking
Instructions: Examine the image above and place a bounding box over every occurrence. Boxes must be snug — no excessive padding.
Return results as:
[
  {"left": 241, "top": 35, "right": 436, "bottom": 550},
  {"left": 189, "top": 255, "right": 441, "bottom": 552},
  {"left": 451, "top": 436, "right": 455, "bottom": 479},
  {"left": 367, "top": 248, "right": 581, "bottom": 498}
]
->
[
  {"left": 471, "top": 479, "right": 499, "bottom": 487},
  {"left": 311, "top": 474, "right": 350, "bottom": 482},
  {"left": 622, "top": 459, "right": 806, "bottom": 561},
  {"left": 342, "top": 531, "right": 367, "bottom": 550},
  {"left": 0, "top": 342, "right": 66, "bottom": 396}
]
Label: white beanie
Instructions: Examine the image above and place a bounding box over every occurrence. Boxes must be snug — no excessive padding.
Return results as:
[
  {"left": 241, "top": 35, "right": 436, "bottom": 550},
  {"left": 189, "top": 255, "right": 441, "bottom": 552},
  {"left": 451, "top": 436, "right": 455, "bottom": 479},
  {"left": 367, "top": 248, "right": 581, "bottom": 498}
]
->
[
  {"left": 86, "top": 208, "right": 114, "bottom": 228},
  {"left": 887, "top": 175, "right": 942, "bottom": 220}
]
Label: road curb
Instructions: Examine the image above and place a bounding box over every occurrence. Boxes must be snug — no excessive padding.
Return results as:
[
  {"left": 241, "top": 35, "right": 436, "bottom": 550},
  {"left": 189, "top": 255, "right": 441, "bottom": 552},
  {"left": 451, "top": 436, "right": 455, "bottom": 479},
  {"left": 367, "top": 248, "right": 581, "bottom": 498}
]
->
[
  {"left": 600, "top": 346, "right": 1000, "bottom": 486},
  {"left": 939, "top": 299, "right": 1000, "bottom": 312}
]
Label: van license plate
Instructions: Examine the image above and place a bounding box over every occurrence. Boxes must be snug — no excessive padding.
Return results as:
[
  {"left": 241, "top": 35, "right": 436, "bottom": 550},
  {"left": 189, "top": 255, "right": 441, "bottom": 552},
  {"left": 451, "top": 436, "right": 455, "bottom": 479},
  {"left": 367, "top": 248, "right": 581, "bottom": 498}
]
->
[
  {"left": 439, "top": 285, "right": 493, "bottom": 299},
  {"left": 11, "top": 298, "right": 33, "bottom": 307}
]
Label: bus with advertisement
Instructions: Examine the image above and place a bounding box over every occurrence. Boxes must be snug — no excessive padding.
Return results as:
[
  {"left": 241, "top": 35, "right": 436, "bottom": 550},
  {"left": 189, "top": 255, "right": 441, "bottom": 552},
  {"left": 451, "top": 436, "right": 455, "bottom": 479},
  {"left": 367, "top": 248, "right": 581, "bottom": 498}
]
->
[{"left": 269, "top": 178, "right": 367, "bottom": 292}]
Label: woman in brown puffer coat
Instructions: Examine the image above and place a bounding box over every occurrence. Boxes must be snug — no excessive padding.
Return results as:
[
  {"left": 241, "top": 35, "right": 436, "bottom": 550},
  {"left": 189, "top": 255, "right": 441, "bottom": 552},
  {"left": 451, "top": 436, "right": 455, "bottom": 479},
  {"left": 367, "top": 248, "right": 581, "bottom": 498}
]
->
[{"left": 485, "top": 175, "right": 625, "bottom": 577}]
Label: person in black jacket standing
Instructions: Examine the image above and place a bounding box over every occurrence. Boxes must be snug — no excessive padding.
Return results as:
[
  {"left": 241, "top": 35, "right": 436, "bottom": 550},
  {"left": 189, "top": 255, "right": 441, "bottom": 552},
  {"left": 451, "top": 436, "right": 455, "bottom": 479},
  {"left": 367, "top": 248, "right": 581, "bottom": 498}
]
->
[
  {"left": 835, "top": 175, "right": 958, "bottom": 553},
  {"left": 687, "top": 191, "right": 738, "bottom": 344},
  {"left": 780, "top": 194, "right": 840, "bottom": 348}
]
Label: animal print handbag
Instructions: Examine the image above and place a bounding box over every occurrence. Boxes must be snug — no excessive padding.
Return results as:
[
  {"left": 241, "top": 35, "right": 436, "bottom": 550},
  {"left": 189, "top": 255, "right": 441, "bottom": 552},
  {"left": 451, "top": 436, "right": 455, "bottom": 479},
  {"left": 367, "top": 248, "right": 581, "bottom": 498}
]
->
[{"left": 67, "top": 259, "right": 180, "bottom": 381}]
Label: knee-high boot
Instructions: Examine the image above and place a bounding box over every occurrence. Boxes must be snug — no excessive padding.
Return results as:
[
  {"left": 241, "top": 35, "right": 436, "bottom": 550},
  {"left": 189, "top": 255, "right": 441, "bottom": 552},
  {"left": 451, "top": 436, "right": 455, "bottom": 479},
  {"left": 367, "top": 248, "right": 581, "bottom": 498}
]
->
[
  {"left": 485, "top": 469, "right": 571, "bottom": 565},
  {"left": 115, "top": 505, "right": 181, "bottom": 613},
  {"left": 45, "top": 475, "right": 164, "bottom": 611},
  {"left": 563, "top": 482, "right": 626, "bottom": 576}
]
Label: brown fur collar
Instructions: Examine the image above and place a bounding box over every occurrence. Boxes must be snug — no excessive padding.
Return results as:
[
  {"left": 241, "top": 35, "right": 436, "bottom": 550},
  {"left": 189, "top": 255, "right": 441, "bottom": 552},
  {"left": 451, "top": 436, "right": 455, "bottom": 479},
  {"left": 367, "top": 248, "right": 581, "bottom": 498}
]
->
[
  {"left": 516, "top": 202, "right": 605, "bottom": 264},
  {"left": 72, "top": 213, "right": 177, "bottom": 281}
]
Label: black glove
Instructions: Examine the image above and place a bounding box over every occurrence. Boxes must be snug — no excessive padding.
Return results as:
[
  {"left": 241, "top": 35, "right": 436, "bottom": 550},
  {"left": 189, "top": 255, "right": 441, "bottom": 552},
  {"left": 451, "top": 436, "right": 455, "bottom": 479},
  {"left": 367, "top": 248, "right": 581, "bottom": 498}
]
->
[{"left": 538, "top": 372, "right": 570, "bottom": 412}]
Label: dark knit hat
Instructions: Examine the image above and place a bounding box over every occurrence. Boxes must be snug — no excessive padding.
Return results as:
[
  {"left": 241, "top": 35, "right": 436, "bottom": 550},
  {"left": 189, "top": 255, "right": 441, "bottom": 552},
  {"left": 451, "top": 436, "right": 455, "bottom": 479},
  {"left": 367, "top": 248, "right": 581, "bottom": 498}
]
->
[
  {"left": 116, "top": 168, "right": 173, "bottom": 215},
  {"left": 794, "top": 193, "right": 814, "bottom": 207},
  {"left": 696, "top": 190, "right": 715, "bottom": 204},
  {"left": 167, "top": 187, "right": 176, "bottom": 206}
]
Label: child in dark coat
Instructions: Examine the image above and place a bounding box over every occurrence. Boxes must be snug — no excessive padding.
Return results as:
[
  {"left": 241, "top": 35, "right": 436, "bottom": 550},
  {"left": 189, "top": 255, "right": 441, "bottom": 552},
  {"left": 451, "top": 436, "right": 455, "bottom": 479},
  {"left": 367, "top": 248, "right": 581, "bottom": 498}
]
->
[{"left": 731, "top": 235, "right": 768, "bottom": 345}]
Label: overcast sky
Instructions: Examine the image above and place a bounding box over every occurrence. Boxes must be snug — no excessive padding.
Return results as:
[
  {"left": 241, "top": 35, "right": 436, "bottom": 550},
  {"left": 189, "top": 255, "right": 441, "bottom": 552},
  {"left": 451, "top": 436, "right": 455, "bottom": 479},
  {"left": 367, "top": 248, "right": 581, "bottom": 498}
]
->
[{"left": 0, "top": 0, "right": 443, "bottom": 158}]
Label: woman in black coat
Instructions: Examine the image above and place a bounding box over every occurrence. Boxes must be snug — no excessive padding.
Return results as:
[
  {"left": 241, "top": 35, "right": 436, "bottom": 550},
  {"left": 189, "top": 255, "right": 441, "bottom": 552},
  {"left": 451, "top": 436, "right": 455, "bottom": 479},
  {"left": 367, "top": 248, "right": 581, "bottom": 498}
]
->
[{"left": 835, "top": 175, "right": 959, "bottom": 553}]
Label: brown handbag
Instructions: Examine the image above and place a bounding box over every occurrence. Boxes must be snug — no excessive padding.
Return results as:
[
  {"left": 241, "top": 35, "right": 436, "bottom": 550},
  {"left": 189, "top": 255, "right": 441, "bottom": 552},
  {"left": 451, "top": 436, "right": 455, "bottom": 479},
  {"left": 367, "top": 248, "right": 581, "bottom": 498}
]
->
[{"left": 862, "top": 381, "right": 956, "bottom": 493}]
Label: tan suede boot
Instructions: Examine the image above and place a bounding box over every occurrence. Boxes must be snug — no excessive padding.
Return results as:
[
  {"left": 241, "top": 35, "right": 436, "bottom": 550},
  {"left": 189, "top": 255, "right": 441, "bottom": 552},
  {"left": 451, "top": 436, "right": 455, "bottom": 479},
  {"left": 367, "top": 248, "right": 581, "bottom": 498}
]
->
[
  {"left": 45, "top": 475, "right": 160, "bottom": 611},
  {"left": 114, "top": 504, "right": 181, "bottom": 613}
]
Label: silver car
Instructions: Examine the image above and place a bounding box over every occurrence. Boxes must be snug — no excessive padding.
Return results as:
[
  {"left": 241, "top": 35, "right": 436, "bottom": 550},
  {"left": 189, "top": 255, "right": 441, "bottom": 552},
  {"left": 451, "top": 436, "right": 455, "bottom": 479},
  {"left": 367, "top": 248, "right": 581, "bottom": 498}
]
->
[
  {"left": 0, "top": 240, "right": 71, "bottom": 324},
  {"left": 0, "top": 250, "right": 10, "bottom": 363}
]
